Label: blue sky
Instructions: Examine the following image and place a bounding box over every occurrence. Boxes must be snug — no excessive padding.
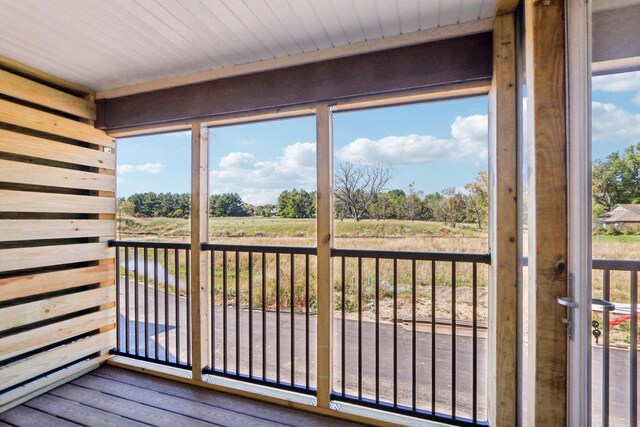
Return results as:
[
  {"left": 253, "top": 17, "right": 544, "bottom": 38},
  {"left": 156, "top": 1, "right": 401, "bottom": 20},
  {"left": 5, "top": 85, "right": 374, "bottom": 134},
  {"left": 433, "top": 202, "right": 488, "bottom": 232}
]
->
[{"left": 117, "top": 70, "right": 640, "bottom": 204}]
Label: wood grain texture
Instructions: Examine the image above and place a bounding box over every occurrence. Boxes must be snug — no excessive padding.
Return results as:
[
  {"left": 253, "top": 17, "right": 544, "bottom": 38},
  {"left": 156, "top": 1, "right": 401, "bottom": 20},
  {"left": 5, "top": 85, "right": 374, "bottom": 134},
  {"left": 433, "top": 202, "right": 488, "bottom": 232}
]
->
[
  {"left": 0, "top": 308, "right": 115, "bottom": 362},
  {"left": 0, "top": 54, "right": 92, "bottom": 96},
  {"left": 190, "top": 122, "right": 209, "bottom": 376},
  {"left": 488, "top": 13, "right": 518, "bottom": 427},
  {"left": 0, "top": 330, "right": 114, "bottom": 392},
  {"left": 97, "top": 33, "right": 492, "bottom": 130},
  {"left": 525, "top": 0, "right": 569, "bottom": 425},
  {"left": 0, "top": 99, "right": 114, "bottom": 147},
  {"left": 0, "top": 264, "right": 114, "bottom": 302},
  {"left": 0, "top": 242, "right": 114, "bottom": 273},
  {"left": 0, "top": 68, "right": 95, "bottom": 120},
  {"left": 0, "top": 189, "right": 115, "bottom": 214},
  {"left": 0, "top": 159, "right": 115, "bottom": 192},
  {"left": 0, "top": 286, "right": 115, "bottom": 332},
  {"left": 0, "top": 129, "right": 115, "bottom": 170},
  {"left": 0, "top": 219, "right": 115, "bottom": 242},
  {"left": 315, "top": 104, "right": 333, "bottom": 409},
  {"left": 0, "top": 355, "right": 108, "bottom": 412}
]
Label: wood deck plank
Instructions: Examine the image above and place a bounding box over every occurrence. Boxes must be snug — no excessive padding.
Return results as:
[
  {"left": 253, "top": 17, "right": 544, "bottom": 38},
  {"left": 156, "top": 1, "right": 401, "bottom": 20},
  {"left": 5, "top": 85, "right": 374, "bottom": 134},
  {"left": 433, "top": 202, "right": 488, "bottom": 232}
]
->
[
  {"left": 72, "top": 374, "right": 287, "bottom": 427},
  {"left": 49, "top": 384, "right": 216, "bottom": 427},
  {"left": 92, "top": 366, "right": 360, "bottom": 426},
  {"left": 24, "top": 394, "right": 148, "bottom": 427},
  {"left": 0, "top": 405, "right": 81, "bottom": 426}
]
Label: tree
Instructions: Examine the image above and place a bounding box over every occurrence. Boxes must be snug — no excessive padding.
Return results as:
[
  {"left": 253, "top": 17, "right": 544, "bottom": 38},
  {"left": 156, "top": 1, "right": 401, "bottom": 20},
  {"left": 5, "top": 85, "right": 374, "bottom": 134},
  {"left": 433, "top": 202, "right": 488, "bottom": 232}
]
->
[
  {"left": 440, "top": 187, "right": 467, "bottom": 227},
  {"left": 334, "top": 162, "right": 392, "bottom": 221},
  {"left": 465, "top": 170, "right": 489, "bottom": 228},
  {"left": 405, "top": 182, "right": 424, "bottom": 221},
  {"left": 276, "top": 189, "right": 316, "bottom": 218},
  {"left": 593, "top": 143, "right": 640, "bottom": 216},
  {"left": 209, "top": 193, "right": 248, "bottom": 217}
]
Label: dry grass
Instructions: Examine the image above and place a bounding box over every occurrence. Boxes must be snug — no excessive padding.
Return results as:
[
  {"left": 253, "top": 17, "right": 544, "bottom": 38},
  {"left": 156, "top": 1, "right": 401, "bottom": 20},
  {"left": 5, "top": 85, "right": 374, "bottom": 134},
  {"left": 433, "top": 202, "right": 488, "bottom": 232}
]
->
[{"left": 118, "top": 216, "right": 639, "bottom": 343}]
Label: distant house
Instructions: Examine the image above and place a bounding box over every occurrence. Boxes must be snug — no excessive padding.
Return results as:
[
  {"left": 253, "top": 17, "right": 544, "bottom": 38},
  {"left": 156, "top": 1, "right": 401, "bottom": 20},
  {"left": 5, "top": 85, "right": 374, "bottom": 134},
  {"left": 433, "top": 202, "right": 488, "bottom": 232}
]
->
[{"left": 601, "top": 204, "right": 640, "bottom": 229}]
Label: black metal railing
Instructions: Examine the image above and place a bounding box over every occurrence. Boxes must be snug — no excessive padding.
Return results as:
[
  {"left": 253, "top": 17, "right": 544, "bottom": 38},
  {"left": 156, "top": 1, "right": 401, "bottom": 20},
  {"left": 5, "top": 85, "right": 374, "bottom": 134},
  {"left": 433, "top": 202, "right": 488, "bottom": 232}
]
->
[
  {"left": 591, "top": 258, "right": 640, "bottom": 427},
  {"left": 201, "top": 243, "right": 317, "bottom": 394},
  {"left": 111, "top": 240, "right": 191, "bottom": 369},
  {"left": 330, "top": 248, "right": 491, "bottom": 426}
]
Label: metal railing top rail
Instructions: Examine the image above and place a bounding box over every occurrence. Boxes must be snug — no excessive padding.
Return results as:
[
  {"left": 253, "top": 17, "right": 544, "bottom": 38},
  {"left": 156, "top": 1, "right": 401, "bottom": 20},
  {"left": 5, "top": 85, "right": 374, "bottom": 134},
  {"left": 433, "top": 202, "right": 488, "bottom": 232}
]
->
[
  {"left": 592, "top": 258, "right": 640, "bottom": 271},
  {"left": 332, "top": 247, "right": 491, "bottom": 263},
  {"left": 201, "top": 242, "right": 317, "bottom": 255},
  {"left": 109, "top": 240, "right": 191, "bottom": 250},
  {"left": 522, "top": 256, "right": 640, "bottom": 271}
]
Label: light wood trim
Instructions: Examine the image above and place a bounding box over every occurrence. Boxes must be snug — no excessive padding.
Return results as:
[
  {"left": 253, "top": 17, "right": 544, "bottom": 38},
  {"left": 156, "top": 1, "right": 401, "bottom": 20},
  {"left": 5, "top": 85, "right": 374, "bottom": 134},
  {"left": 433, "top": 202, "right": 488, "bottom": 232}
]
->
[
  {"left": 488, "top": 13, "right": 518, "bottom": 427},
  {"left": 0, "top": 355, "right": 108, "bottom": 413},
  {"left": 0, "top": 159, "right": 115, "bottom": 192},
  {"left": 0, "top": 242, "right": 114, "bottom": 273},
  {"left": 315, "top": 104, "right": 333, "bottom": 409},
  {"left": 494, "top": 0, "right": 520, "bottom": 16},
  {"left": 190, "top": 122, "right": 210, "bottom": 376},
  {"left": 0, "top": 69, "right": 95, "bottom": 120},
  {"left": 0, "top": 330, "right": 114, "bottom": 392},
  {"left": 96, "top": 19, "right": 493, "bottom": 100},
  {"left": 0, "top": 54, "right": 92, "bottom": 96},
  {"left": 0, "top": 99, "right": 114, "bottom": 148},
  {"left": 0, "top": 129, "right": 115, "bottom": 170},
  {"left": 0, "top": 308, "right": 116, "bottom": 362},
  {"left": 593, "top": 0, "right": 640, "bottom": 12},
  {"left": 0, "top": 219, "right": 115, "bottom": 242},
  {"left": 0, "top": 264, "right": 114, "bottom": 303},
  {"left": 333, "top": 79, "right": 490, "bottom": 112},
  {"left": 0, "top": 190, "right": 115, "bottom": 214},
  {"left": 525, "top": 0, "right": 568, "bottom": 425},
  {"left": 0, "top": 286, "right": 115, "bottom": 332}
]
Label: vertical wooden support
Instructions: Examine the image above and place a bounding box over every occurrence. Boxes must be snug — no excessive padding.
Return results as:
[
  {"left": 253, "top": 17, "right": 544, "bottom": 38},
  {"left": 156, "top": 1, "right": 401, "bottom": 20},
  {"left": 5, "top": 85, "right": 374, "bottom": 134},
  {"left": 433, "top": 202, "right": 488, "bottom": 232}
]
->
[
  {"left": 488, "top": 13, "right": 518, "bottom": 427},
  {"left": 525, "top": 0, "right": 568, "bottom": 425},
  {"left": 316, "top": 104, "right": 334, "bottom": 409},
  {"left": 191, "top": 121, "right": 210, "bottom": 378}
]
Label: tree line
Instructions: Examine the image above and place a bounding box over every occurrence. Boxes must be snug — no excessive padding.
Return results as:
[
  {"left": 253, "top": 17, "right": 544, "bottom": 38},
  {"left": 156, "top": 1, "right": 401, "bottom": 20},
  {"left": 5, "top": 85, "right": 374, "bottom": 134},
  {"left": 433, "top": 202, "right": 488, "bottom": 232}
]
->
[{"left": 118, "top": 165, "right": 489, "bottom": 228}]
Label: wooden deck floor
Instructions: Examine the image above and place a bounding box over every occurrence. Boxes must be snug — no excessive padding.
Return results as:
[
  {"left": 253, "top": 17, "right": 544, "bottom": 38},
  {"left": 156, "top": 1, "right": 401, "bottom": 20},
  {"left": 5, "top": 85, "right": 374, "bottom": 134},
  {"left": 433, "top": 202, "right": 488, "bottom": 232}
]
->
[{"left": 0, "top": 366, "right": 365, "bottom": 427}]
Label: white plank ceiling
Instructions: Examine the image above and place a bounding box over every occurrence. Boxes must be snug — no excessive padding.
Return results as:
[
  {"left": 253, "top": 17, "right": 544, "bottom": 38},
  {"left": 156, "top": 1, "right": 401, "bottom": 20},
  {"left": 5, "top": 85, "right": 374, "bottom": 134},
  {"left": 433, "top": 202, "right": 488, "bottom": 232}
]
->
[{"left": 0, "top": 0, "right": 497, "bottom": 92}]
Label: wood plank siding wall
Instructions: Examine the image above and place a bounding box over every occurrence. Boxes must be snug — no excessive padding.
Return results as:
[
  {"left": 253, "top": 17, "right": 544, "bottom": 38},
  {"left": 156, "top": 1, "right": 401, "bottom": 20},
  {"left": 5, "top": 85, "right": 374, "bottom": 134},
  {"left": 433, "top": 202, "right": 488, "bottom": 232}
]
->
[{"left": 0, "top": 63, "right": 116, "bottom": 412}]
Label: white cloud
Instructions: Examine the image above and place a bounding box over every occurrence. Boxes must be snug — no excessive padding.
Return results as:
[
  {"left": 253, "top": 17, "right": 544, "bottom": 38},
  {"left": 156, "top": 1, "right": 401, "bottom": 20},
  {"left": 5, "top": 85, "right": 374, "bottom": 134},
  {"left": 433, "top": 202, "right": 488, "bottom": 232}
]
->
[
  {"left": 337, "top": 114, "right": 488, "bottom": 165},
  {"left": 117, "top": 164, "right": 135, "bottom": 174},
  {"left": 592, "top": 101, "right": 640, "bottom": 142},
  {"left": 593, "top": 71, "right": 640, "bottom": 104},
  {"left": 117, "top": 162, "right": 166, "bottom": 174},
  {"left": 210, "top": 142, "right": 317, "bottom": 205}
]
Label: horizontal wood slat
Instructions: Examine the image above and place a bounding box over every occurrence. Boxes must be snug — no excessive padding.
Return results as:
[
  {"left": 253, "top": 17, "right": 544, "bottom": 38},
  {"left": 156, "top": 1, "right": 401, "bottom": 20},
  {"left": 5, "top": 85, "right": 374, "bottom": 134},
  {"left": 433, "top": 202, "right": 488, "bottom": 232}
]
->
[
  {"left": 0, "top": 330, "right": 115, "bottom": 392},
  {"left": 0, "top": 286, "right": 115, "bottom": 332},
  {"left": 0, "top": 308, "right": 116, "bottom": 362},
  {"left": 0, "top": 355, "right": 108, "bottom": 412},
  {"left": 0, "top": 190, "right": 115, "bottom": 214},
  {"left": 0, "top": 219, "right": 115, "bottom": 242},
  {"left": 0, "top": 264, "right": 114, "bottom": 303},
  {"left": 0, "top": 159, "right": 115, "bottom": 192},
  {"left": 0, "top": 69, "right": 96, "bottom": 120},
  {"left": 0, "top": 99, "right": 114, "bottom": 148},
  {"left": 0, "top": 129, "right": 115, "bottom": 170},
  {"left": 0, "top": 242, "right": 114, "bottom": 273}
]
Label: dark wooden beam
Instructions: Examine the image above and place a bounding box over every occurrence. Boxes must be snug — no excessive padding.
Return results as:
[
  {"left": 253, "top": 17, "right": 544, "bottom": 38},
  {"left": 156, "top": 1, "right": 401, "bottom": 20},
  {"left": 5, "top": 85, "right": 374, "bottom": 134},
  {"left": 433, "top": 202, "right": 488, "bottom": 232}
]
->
[
  {"left": 593, "top": 4, "right": 640, "bottom": 64},
  {"left": 96, "top": 33, "right": 492, "bottom": 131}
]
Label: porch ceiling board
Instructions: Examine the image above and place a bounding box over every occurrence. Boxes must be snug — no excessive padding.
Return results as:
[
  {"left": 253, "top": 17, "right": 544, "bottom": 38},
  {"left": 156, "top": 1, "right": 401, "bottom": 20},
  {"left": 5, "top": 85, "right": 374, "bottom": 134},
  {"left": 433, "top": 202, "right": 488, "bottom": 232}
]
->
[{"left": 0, "top": 0, "right": 496, "bottom": 93}]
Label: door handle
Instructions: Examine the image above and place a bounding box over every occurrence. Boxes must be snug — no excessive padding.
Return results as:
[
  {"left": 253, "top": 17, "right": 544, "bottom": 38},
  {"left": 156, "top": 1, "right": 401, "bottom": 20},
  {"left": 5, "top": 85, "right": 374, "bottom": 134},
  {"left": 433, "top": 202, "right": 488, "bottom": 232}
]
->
[{"left": 592, "top": 298, "right": 615, "bottom": 311}]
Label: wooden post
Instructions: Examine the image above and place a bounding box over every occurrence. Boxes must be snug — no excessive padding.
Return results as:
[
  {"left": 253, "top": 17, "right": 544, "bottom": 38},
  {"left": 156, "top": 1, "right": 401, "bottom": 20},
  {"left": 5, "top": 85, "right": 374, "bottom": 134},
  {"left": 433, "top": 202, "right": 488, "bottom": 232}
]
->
[
  {"left": 488, "top": 12, "right": 518, "bottom": 427},
  {"left": 525, "top": 0, "right": 568, "bottom": 425},
  {"left": 316, "top": 104, "right": 334, "bottom": 409},
  {"left": 191, "top": 121, "right": 210, "bottom": 379}
]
